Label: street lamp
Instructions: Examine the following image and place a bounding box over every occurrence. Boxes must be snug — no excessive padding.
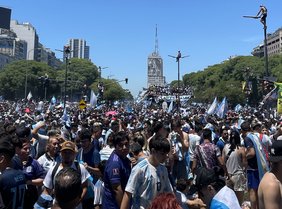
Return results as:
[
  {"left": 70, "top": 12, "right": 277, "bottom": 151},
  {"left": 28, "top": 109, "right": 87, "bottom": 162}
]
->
[
  {"left": 63, "top": 46, "right": 71, "bottom": 109},
  {"left": 98, "top": 66, "right": 108, "bottom": 81},
  {"left": 243, "top": 5, "right": 269, "bottom": 77},
  {"left": 168, "top": 50, "right": 189, "bottom": 113}
]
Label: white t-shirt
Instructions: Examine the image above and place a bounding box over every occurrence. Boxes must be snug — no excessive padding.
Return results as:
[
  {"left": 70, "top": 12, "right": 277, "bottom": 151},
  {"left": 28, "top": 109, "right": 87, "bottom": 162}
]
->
[
  {"left": 37, "top": 153, "right": 61, "bottom": 172},
  {"left": 43, "top": 162, "right": 90, "bottom": 190},
  {"left": 93, "top": 179, "right": 104, "bottom": 205},
  {"left": 125, "top": 158, "right": 173, "bottom": 209}
]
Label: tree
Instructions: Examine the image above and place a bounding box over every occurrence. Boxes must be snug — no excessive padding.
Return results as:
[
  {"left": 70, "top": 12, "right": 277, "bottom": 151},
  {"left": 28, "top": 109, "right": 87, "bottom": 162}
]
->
[{"left": 0, "top": 60, "right": 57, "bottom": 100}]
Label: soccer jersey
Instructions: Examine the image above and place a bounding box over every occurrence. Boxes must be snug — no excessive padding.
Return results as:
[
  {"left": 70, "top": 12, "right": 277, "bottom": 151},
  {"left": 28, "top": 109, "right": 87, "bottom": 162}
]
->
[
  {"left": 125, "top": 158, "right": 173, "bottom": 209},
  {"left": 0, "top": 168, "right": 26, "bottom": 209},
  {"left": 103, "top": 150, "right": 131, "bottom": 209}
]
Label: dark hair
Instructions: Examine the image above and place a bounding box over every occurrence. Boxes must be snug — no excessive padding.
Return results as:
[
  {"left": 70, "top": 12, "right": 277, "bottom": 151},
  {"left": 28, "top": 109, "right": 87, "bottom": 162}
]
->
[
  {"left": 171, "top": 119, "right": 182, "bottom": 129},
  {"left": 133, "top": 134, "right": 145, "bottom": 148},
  {"left": 220, "top": 125, "right": 229, "bottom": 135},
  {"left": 176, "top": 178, "right": 189, "bottom": 192},
  {"left": 15, "top": 125, "right": 31, "bottom": 139},
  {"left": 130, "top": 142, "right": 143, "bottom": 155},
  {"left": 241, "top": 121, "right": 251, "bottom": 132},
  {"left": 196, "top": 167, "right": 225, "bottom": 192},
  {"left": 227, "top": 129, "right": 241, "bottom": 156},
  {"left": 149, "top": 135, "right": 170, "bottom": 153},
  {"left": 152, "top": 121, "right": 164, "bottom": 134},
  {"left": 54, "top": 167, "right": 82, "bottom": 208},
  {"left": 113, "top": 131, "right": 129, "bottom": 147},
  {"left": 202, "top": 128, "right": 212, "bottom": 141},
  {"left": 13, "top": 126, "right": 31, "bottom": 148},
  {"left": 78, "top": 128, "right": 92, "bottom": 141},
  {"left": 147, "top": 193, "right": 182, "bottom": 209},
  {"left": 0, "top": 135, "right": 15, "bottom": 160},
  {"left": 47, "top": 129, "right": 60, "bottom": 137}
]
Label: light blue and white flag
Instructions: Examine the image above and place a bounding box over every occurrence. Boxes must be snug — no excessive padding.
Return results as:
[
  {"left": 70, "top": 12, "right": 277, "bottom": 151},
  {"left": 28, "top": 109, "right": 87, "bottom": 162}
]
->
[
  {"left": 15, "top": 103, "right": 20, "bottom": 113},
  {"left": 210, "top": 186, "right": 241, "bottom": 209},
  {"left": 51, "top": 96, "right": 57, "bottom": 104},
  {"left": 216, "top": 97, "right": 228, "bottom": 118},
  {"left": 207, "top": 97, "right": 218, "bottom": 115},
  {"left": 167, "top": 98, "right": 174, "bottom": 113},
  {"left": 90, "top": 90, "right": 97, "bottom": 108},
  {"left": 62, "top": 107, "right": 69, "bottom": 122},
  {"left": 27, "top": 91, "right": 32, "bottom": 101},
  {"left": 234, "top": 104, "right": 242, "bottom": 112}
]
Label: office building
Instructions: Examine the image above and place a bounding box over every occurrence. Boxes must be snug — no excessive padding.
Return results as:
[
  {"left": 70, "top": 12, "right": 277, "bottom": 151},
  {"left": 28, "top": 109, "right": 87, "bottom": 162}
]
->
[
  {"left": 252, "top": 27, "right": 282, "bottom": 57},
  {"left": 65, "top": 39, "right": 90, "bottom": 60},
  {"left": 10, "top": 20, "right": 39, "bottom": 60}
]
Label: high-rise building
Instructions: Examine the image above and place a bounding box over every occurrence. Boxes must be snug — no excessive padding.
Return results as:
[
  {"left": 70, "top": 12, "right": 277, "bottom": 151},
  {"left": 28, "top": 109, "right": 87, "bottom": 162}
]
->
[
  {"left": 66, "top": 39, "right": 90, "bottom": 60},
  {"left": 252, "top": 27, "right": 282, "bottom": 57},
  {"left": 10, "top": 20, "right": 39, "bottom": 60},
  {"left": 147, "top": 26, "right": 165, "bottom": 87},
  {"left": 0, "top": 29, "right": 27, "bottom": 60}
]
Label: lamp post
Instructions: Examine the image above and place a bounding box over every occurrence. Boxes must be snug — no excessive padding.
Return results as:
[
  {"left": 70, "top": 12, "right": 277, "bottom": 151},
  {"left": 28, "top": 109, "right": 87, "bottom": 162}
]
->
[
  {"left": 168, "top": 51, "right": 189, "bottom": 113},
  {"left": 64, "top": 46, "right": 71, "bottom": 109},
  {"left": 243, "top": 5, "right": 269, "bottom": 77}
]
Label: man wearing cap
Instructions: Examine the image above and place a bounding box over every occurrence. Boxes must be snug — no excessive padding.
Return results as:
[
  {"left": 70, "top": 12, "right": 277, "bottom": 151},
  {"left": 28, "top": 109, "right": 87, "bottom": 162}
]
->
[
  {"left": 39, "top": 141, "right": 90, "bottom": 209},
  {"left": 258, "top": 139, "right": 282, "bottom": 209}
]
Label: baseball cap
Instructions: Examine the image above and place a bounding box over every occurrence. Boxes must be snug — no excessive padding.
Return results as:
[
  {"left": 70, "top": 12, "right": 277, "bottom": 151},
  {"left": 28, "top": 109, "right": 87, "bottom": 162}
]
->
[
  {"left": 60, "top": 141, "right": 77, "bottom": 153},
  {"left": 269, "top": 139, "right": 282, "bottom": 162}
]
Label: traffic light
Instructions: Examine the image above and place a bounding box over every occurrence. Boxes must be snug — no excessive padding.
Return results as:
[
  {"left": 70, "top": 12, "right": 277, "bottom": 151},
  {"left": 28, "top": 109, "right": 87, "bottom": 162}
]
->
[{"left": 125, "top": 78, "right": 128, "bottom": 84}]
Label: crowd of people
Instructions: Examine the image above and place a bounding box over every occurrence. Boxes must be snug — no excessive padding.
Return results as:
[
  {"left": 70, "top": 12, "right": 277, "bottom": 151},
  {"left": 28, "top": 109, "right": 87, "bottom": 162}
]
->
[
  {"left": 144, "top": 85, "right": 193, "bottom": 97},
  {"left": 0, "top": 98, "right": 281, "bottom": 209}
]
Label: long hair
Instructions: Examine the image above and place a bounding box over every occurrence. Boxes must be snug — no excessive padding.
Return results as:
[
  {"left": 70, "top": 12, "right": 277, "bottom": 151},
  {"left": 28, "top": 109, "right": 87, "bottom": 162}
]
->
[
  {"left": 147, "top": 193, "right": 183, "bottom": 209},
  {"left": 227, "top": 129, "right": 241, "bottom": 157}
]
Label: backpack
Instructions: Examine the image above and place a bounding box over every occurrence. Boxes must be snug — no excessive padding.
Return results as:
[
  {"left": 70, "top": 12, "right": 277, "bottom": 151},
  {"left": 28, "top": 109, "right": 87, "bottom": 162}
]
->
[{"left": 51, "top": 161, "right": 81, "bottom": 186}]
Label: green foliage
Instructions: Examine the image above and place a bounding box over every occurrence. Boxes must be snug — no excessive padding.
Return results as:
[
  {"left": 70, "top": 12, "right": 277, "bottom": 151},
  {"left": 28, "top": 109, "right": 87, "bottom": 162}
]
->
[
  {"left": 0, "top": 60, "right": 57, "bottom": 100},
  {"left": 182, "top": 55, "right": 282, "bottom": 106},
  {"left": 0, "top": 59, "right": 133, "bottom": 101},
  {"left": 91, "top": 78, "right": 133, "bottom": 101}
]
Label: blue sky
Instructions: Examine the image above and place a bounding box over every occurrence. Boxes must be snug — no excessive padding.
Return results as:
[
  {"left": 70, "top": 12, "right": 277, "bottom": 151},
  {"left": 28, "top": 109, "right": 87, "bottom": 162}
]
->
[{"left": 1, "top": 0, "right": 282, "bottom": 97}]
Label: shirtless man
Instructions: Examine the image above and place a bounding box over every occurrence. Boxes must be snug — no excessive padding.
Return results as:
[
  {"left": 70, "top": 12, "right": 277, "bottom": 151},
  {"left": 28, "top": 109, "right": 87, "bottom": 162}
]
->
[
  {"left": 258, "top": 139, "right": 282, "bottom": 209},
  {"left": 256, "top": 5, "right": 267, "bottom": 26}
]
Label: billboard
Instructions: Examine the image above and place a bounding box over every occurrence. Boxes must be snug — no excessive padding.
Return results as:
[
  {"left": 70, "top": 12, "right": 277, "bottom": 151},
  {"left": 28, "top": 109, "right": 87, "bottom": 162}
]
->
[{"left": 0, "top": 7, "right": 11, "bottom": 30}]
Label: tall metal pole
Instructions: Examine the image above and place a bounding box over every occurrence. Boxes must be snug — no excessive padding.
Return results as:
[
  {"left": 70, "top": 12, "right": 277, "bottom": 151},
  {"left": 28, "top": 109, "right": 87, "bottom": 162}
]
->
[
  {"left": 263, "top": 24, "right": 269, "bottom": 77},
  {"left": 63, "top": 55, "right": 68, "bottom": 109},
  {"left": 168, "top": 51, "right": 189, "bottom": 114},
  {"left": 63, "top": 46, "right": 71, "bottom": 109}
]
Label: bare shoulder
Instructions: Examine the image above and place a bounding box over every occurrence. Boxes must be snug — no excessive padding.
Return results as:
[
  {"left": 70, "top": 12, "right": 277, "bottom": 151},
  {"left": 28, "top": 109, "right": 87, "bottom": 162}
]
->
[{"left": 259, "top": 172, "right": 280, "bottom": 193}]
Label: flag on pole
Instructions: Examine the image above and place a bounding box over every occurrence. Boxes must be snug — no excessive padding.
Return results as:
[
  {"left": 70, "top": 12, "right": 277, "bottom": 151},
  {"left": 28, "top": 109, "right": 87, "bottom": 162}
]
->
[
  {"left": 167, "top": 98, "right": 174, "bottom": 113},
  {"left": 216, "top": 97, "right": 228, "bottom": 118},
  {"left": 90, "top": 90, "right": 97, "bottom": 108},
  {"left": 207, "top": 97, "right": 218, "bottom": 115},
  {"left": 234, "top": 104, "right": 242, "bottom": 112},
  {"left": 62, "top": 107, "right": 69, "bottom": 122},
  {"left": 51, "top": 96, "right": 56, "bottom": 104},
  {"left": 27, "top": 91, "right": 32, "bottom": 101}
]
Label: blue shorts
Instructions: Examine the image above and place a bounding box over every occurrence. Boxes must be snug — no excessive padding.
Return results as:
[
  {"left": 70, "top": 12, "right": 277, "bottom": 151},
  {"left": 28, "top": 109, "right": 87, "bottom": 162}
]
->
[{"left": 247, "top": 169, "right": 259, "bottom": 189}]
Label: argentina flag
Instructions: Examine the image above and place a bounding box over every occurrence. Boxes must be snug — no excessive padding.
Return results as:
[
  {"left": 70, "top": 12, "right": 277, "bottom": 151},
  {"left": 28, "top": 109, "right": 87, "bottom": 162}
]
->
[
  {"left": 210, "top": 186, "right": 241, "bottom": 209},
  {"left": 216, "top": 97, "right": 228, "bottom": 118}
]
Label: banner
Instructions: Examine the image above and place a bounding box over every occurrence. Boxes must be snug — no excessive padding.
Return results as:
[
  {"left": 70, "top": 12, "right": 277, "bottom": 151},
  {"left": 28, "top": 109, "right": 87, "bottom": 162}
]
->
[{"left": 276, "top": 82, "right": 282, "bottom": 114}]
